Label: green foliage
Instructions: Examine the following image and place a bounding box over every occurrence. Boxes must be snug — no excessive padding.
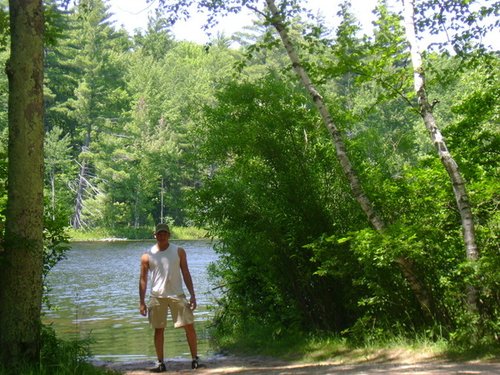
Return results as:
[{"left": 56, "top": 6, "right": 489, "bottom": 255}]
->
[
  {"left": 443, "top": 54, "right": 499, "bottom": 177},
  {"left": 415, "top": 0, "right": 499, "bottom": 54},
  {"left": 43, "top": 0, "right": 133, "bottom": 230},
  {"left": 40, "top": 0, "right": 242, "bottom": 231},
  {"left": 42, "top": 208, "right": 71, "bottom": 309},
  {"left": 0, "top": 324, "right": 116, "bottom": 374},
  {"left": 43, "top": 211, "right": 71, "bottom": 280},
  {"left": 132, "top": 11, "right": 175, "bottom": 60},
  {"left": 191, "top": 74, "right": 363, "bottom": 337},
  {"left": 44, "top": 126, "right": 76, "bottom": 222},
  {"left": 0, "top": 1, "right": 8, "bottom": 53},
  {"left": 39, "top": 325, "right": 94, "bottom": 374},
  {"left": 177, "top": 0, "right": 500, "bottom": 348},
  {"left": 113, "top": 39, "right": 237, "bottom": 227},
  {"left": 44, "top": 0, "right": 66, "bottom": 47},
  {"left": 311, "top": 151, "right": 499, "bottom": 344},
  {"left": 438, "top": 54, "right": 500, "bottom": 345}
]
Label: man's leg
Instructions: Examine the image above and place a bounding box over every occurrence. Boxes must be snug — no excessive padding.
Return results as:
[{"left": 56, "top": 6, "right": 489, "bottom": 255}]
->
[
  {"left": 148, "top": 298, "right": 167, "bottom": 372},
  {"left": 184, "top": 324, "right": 197, "bottom": 359},
  {"left": 154, "top": 328, "right": 165, "bottom": 361}
]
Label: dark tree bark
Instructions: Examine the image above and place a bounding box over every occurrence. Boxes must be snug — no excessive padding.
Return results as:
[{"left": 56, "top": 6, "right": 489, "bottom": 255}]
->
[{"left": 0, "top": 0, "right": 45, "bottom": 366}]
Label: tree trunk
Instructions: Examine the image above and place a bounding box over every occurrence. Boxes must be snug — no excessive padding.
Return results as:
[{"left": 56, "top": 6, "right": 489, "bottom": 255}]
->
[
  {"left": 0, "top": 0, "right": 45, "bottom": 366},
  {"left": 71, "top": 128, "right": 91, "bottom": 229},
  {"left": 50, "top": 172, "right": 56, "bottom": 219},
  {"left": 71, "top": 158, "right": 88, "bottom": 229},
  {"left": 264, "top": 0, "right": 435, "bottom": 318},
  {"left": 402, "top": 0, "right": 479, "bottom": 313}
]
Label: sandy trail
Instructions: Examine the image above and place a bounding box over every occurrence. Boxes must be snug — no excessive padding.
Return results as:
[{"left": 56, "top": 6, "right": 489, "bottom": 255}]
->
[{"left": 97, "top": 354, "right": 500, "bottom": 374}]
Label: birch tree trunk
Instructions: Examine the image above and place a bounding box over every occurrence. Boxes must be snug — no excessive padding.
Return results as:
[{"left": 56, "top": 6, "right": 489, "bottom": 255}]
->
[
  {"left": 402, "top": 0, "right": 479, "bottom": 312},
  {"left": 265, "top": 0, "right": 384, "bottom": 232},
  {"left": 71, "top": 129, "right": 91, "bottom": 229},
  {"left": 264, "top": 0, "right": 435, "bottom": 317},
  {"left": 71, "top": 159, "right": 88, "bottom": 229},
  {"left": 0, "top": 0, "right": 45, "bottom": 365}
]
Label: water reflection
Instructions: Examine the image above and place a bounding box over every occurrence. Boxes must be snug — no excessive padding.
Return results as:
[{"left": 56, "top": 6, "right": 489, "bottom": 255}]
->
[{"left": 43, "top": 240, "right": 218, "bottom": 362}]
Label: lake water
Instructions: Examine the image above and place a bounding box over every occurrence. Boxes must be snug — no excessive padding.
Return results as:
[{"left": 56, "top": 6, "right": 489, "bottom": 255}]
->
[{"left": 43, "top": 240, "right": 219, "bottom": 362}]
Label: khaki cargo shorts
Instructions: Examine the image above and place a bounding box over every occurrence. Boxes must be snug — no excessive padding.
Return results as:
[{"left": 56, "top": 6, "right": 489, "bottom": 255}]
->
[{"left": 147, "top": 295, "right": 194, "bottom": 329}]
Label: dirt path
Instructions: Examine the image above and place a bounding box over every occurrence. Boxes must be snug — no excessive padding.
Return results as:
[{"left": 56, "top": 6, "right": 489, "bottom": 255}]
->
[{"left": 97, "top": 354, "right": 500, "bottom": 374}]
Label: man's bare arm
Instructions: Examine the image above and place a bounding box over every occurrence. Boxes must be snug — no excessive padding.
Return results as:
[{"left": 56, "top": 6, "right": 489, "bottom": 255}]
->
[
  {"left": 139, "top": 253, "right": 149, "bottom": 316},
  {"left": 179, "top": 247, "right": 197, "bottom": 310}
]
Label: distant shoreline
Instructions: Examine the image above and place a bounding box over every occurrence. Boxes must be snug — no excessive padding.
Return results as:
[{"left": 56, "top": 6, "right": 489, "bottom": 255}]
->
[
  {"left": 69, "top": 237, "right": 212, "bottom": 242},
  {"left": 68, "top": 226, "right": 210, "bottom": 242}
]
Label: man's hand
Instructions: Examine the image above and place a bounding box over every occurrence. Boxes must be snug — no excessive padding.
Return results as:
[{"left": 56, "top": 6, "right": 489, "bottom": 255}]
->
[
  {"left": 139, "top": 302, "right": 147, "bottom": 316},
  {"left": 189, "top": 296, "right": 197, "bottom": 311}
]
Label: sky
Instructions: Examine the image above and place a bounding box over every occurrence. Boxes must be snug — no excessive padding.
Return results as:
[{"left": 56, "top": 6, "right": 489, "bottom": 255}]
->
[
  {"left": 107, "top": 0, "right": 498, "bottom": 50},
  {"left": 108, "top": 0, "right": 382, "bottom": 43}
]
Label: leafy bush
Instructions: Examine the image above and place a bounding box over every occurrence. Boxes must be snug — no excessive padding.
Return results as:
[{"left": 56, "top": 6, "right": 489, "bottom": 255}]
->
[{"left": 191, "top": 74, "right": 364, "bottom": 339}]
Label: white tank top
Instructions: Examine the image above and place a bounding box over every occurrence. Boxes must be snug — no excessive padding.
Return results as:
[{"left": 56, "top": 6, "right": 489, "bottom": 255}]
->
[{"left": 147, "top": 243, "right": 184, "bottom": 298}]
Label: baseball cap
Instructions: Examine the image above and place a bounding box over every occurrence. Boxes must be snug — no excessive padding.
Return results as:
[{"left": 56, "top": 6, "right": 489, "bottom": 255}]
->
[{"left": 155, "top": 223, "right": 170, "bottom": 234}]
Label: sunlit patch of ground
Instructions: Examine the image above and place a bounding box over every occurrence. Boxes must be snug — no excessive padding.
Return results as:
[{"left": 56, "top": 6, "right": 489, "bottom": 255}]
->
[{"left": 96, "top": 351, "right": 500, "bottom": 374}]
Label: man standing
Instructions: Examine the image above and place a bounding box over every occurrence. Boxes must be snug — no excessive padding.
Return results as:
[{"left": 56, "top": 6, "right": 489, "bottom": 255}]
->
[{"left": 139, "top": 223, "right": 199, "bottom": 372}]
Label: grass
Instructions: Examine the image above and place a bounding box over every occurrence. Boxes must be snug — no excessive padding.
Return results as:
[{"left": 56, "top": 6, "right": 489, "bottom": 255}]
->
[
  {"left": 213, "top": 326, "right": 500, "bottom": 365},
  {"left": 2, "top": 325, "right": 497, "bottom": 374},
  {"left": 68, "top": 226, "right": 209, "bottom": 241},
  {"left": 0, "top": 326, "right": 119, "bottom": 375},
  {"left": 171, "top": 226, "right": 209, "bottom": 240},
  {"left": 0, "top": 362, "right": 117, "bottom": 375}
]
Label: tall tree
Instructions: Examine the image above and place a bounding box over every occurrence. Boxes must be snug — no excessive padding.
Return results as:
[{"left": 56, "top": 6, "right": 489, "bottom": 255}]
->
[
  {"left": 0, "top": 0, "right": 45, "bottom": 366},
  {"left": 132, "top": 10, "right": 175, "bottom": 60},
  {"left": 402, "top": 0, "right": 479, "bottom": 313},
  {"left": 63, "top": 0, "right": 129, "bottom": 228}
]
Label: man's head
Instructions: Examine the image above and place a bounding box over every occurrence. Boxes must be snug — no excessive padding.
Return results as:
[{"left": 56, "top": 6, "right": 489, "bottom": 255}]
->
[{"left": 155, "top": 223, "right": 170, "bottom": 235}]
